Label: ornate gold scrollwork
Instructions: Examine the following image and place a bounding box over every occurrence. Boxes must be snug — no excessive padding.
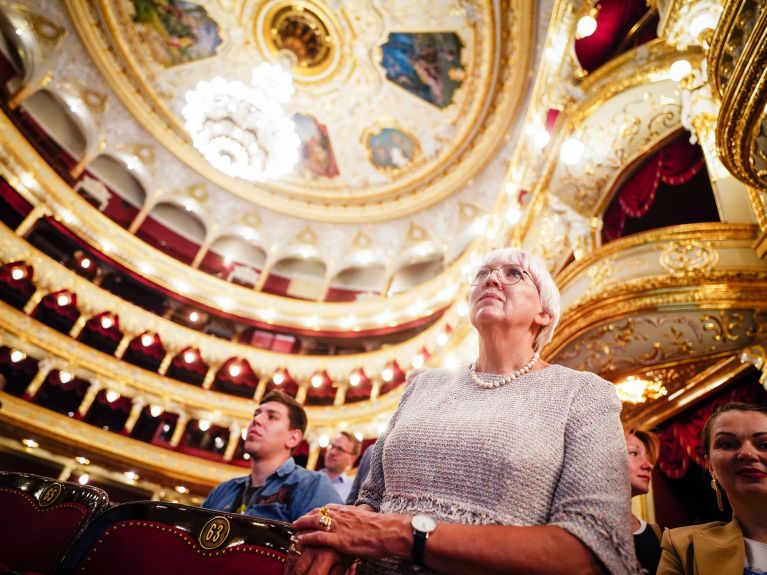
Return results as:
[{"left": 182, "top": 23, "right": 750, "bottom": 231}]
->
[
  {"left": 198, "top": 515, "right": 230, "bottom": 550},
  {"left": 659, "top": 240, "right": 719, "bottom": 276},
  {"left": 38, "top": 482, "right": 62, "bottom": 507}
]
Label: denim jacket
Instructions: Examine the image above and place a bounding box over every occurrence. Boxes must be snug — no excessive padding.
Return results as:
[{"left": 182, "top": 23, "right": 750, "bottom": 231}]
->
[{"left": 202, "top": 457, "right": 342, "bottom": 522}]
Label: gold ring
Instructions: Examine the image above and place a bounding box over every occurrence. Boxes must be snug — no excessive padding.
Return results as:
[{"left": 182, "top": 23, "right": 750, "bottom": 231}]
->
[
  {"left": 289, "top": 543, "right": 303, "bottom": 556},
  {"left": 319, "top": 514, "right": 333, "bottom": 532},
  {"left": 319, "top": 505, "right": 330, "bottom": 516}
]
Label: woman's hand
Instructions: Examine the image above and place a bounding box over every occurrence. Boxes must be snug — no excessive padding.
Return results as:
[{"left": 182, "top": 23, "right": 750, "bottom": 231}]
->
[
  {"left": 293, "top": 504, "right": 410, "bottom": 560},
  {"left": 284, "top": 545, "right": 351, "bottom": 575}
]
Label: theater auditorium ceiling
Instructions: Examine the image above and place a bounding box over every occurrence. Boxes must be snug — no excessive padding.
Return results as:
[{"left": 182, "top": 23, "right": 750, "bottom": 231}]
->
[{"left": 0, "top": 0, "right": 766, "bottom": 501}]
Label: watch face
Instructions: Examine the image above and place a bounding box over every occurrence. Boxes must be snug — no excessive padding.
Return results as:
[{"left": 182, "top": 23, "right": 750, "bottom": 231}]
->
[{"left": 412, "top": 514, "right": 437, "bottom": 533}]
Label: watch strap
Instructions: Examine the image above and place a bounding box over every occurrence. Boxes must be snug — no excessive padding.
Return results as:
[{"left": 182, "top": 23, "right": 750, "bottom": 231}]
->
[{"left": 411, "top": 527, "right": 428, "bottom": 567}]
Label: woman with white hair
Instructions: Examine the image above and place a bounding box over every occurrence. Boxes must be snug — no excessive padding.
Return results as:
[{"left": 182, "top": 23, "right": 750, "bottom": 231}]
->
[{"left": 288, "top": 247, "right": 639, "bottom": 575}]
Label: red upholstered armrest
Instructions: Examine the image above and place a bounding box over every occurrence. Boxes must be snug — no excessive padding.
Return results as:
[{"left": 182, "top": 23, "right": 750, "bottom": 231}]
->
[{"left": 72, "top": 520, "right": 287, "bottom": 575}]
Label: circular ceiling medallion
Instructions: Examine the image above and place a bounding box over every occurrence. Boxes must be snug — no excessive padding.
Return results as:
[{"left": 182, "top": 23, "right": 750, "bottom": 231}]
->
[{"left": 257, "top": 1, "right": 340, "bottom": 80}]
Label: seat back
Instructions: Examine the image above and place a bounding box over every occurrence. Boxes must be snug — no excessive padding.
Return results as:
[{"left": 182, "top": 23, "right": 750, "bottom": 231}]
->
[
  {"left": 0, "top": 471, "right": 109, "bottom": 574},
  {"left": 56, "top": 501, "right": 294, "bottom": 575}
]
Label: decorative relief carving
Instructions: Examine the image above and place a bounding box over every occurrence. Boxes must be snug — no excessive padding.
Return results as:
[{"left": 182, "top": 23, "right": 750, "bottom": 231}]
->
[
  {"left": 554, "top": 309, "right": 767, "bottom": 380},
  {"left": 659, "top": 240, "right": 719, "bottom": 276}
]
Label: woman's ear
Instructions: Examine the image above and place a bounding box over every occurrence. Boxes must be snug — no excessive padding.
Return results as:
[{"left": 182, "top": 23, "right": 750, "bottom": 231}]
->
[
  {"left": 534, "top": 309, "right": 553, "bottom": 327},
  {"left": 705, "top": 455, "right": 717, "bottom": 482}
]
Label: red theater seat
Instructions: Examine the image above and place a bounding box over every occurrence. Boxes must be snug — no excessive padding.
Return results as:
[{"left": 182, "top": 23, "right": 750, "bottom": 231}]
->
[
  {"left": 0, "top": 471, "right": 108, "bottom": 574},
  {"left": 55, "top": 500, "right": 294, "bottom": 575}
]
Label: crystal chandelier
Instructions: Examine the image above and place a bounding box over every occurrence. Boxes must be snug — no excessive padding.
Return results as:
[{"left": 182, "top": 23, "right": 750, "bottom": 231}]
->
[{"left": 182, "top": 63, "right": 300, "bottom": 182}]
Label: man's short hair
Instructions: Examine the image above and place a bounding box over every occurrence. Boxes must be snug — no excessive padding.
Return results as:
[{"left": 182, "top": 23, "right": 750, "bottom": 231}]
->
[
  {"left": 339, "top": 431, "right": 362, "bottom": 456},
  {"left": 260, "top": 391, "right": 307, "bottom": 435}
]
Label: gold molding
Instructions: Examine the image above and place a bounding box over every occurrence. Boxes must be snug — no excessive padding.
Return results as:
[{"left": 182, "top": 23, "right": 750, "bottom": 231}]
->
[
  {"left": 715, "top": 2, "right": 767, "bottom": 189},
  {"left": 0, "top": 392, "right": 241, "bottom": 490},
  {"left": 621, "top": 355, "right": 754, "bottom": 429}
]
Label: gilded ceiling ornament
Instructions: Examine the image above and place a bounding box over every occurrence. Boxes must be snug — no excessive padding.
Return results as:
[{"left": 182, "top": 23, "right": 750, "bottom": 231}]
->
[
  {"left": 240, "top": 212, "right": 262, "bottom": 228},
  {"left": 406, "top": 223, "right": 430, "bottom": 244},
  {"left": 659, "top": 239, "right": 719, "bottom": 276},
  {"left": 184, "top": 184, "right": 208, "bottom": 203},
  {"left": 458, "top": 201, "right": 483, "bottom": 221},
  {"left": 296, "top": 226, "right": 318, "bottom": 245},
  {"left": 660, "top": 0, "right": 723, "bottom": 50},
  {"left": 351, "top": 231, "right": 372, "bottom": 250}
]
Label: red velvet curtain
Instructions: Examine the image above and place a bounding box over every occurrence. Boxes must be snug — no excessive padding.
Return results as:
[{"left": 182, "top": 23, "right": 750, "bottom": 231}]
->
[{"left": 604, "top": 136, "right": 705, "bottom": 241}]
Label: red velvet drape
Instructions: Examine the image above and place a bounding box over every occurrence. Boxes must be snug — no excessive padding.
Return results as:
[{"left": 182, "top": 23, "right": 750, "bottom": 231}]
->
[{"left": 604, "top": 136, "right": 705, "bottom": 241}]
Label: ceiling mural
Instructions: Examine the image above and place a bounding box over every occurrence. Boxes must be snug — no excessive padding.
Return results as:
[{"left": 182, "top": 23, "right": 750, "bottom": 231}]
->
[{"left": 61, "top": 0, "right": 532, "bottom": 220}]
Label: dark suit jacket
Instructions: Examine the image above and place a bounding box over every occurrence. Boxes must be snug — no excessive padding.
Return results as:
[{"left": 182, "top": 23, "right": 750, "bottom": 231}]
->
[{"left": 657, "top": 518, "right": 744, "bottom": 575}]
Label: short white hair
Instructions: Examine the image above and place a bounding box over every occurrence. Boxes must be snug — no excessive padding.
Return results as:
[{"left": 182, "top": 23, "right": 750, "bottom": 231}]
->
[{"left": 479, "top": 247, "right": 561, "bottom": 352}]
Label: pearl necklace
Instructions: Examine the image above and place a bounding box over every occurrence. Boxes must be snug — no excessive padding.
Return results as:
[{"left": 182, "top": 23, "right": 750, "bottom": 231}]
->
[{"left": 469, "top": 353, "right": 540, "bottom": 389}]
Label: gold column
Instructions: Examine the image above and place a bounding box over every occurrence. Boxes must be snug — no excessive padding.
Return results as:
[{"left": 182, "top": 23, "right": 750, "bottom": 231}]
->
[
  {"left": 223, "top": 423, "right": 241, "bottom": 462},
  {"left": 77, "top": 382, "right": 103, "bottom": 417},
  {"left": 123, "top": 398, "right": 146, "bottom": 434},
  {"left": 25, "top": 360, "right": 54, "bottom": 397},
  {"left": 333, "top": 384, "right": 346, "bottom": 406},
  {"left": 370, "top": 379, "right": 382, "bottom": 400},
  {"left": 158, "top": 351, "right": 175, "bottom": 376},
  {"left": 114, "top": 333, "right": 133, "bottom": 358},
  {"left": 295, "top": 384, "right": 308, "bottom": 404},
  {"left": 15, "top": 204, "right": 48, "bottom": 236},
  {"left": 127, "top": 203, "right": 152, "bottom": 234},
  {"left": 169, "top": 413, "right": 189, "bottom": 447},
  {"left": 68, "top": 314, "right": 90, "bottom": 338},
  {"left": 190, "top": 236, "right": 214, "bottom": 269},
  {"left": 57, "top": 462, "right": 75, "bottom": 482},
  {"left": 254, "top": 376, "right": 269, "bottom": 401},
  {"left": 22, "top": 289, "right": 44, "bottom": 315},
  {"left": 306, "top": 440, "right": 320, "bottom": 471},
  {"left": 201, "top": 363, "right": 219, "bottom": 390}
]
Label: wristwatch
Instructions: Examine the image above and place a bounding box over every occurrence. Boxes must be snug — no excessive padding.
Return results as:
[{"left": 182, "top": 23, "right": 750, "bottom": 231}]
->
[{"left": 411, "top": 514, "right": 437, "bottom": 569}]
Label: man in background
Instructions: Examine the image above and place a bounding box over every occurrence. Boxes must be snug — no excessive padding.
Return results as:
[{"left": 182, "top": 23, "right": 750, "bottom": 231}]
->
[{"left": 319, "top": 431, "right": 361, "bottom": 502}]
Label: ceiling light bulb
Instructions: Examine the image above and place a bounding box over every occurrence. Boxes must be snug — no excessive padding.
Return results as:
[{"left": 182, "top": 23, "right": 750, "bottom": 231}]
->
[
  {"left": 561, "top": 137, "right": 585, "bottom": 165},
  {"left": 10, "top": 350, "right": 26, "bottom": 363},
  {"left": 10, "top": 267, "right": 26, "bottom": 280},
  {"left": 228, "top": 363, "right": 242, "bottom": 377},
  {"left": 411, "top": 354, "right": 425, "bottom": 369},
  {"left": 78, "top": 474, "right": 89, "bottom": 485},
  {"left": 149, "top": 404, "right": 163, "bottom": 417},
  {"left": 100, "top": 316, "right": 114, "bottom": 329},
  {"left": 318, "top": 434, "right": 330, "bottom": 448},
  {"left": 56, "top": 293, "right": 71, "bottom": 306},
  {"left": 272, "top": 371, "right": 285, "bottom": 385},
  {"left": 382, "top": 367, "right": 394, "bottom": 382},
  {"left": 349, "top": 372, "right": 362, "bottom": 387},
  {"left": 311, "top": 374, "right": 324, "bottom": 388},
  {"left": 124, "top": 471, "right": 139, "bottom": 481},
  {"left": 576, "top": 13, "right": 598, "bottom": 39},
  {"left": 105, "top": 390, "right": 120, "bottom": 403},
  {"left": 198, "top": 419, "right": 211, "bottom": 432},
  {"left": 59, "top": 371, "right": 73, "bottom": 383},
  {"left": 22, "top": 438, "right": 39, "bottom": 449},
  {"left": 183, "top": 350, "right": 197, "bottom": 364},
  {"left": 80, "top": 257, "right": 91, "bottom": 269},
  {"left": 189, "top": 311, "right": 199, "bottom": 322},
  {"left": 140, "top": 333, "right": 154, "bottom": 347}
]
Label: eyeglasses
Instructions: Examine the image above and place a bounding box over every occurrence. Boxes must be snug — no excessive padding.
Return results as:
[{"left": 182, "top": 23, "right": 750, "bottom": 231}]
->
[
  {"left": 328, "top": 444, "right": 355, "bottom": 455},
  {"left": 467, "top": 265, "right": 531, "bottom": 286}
]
